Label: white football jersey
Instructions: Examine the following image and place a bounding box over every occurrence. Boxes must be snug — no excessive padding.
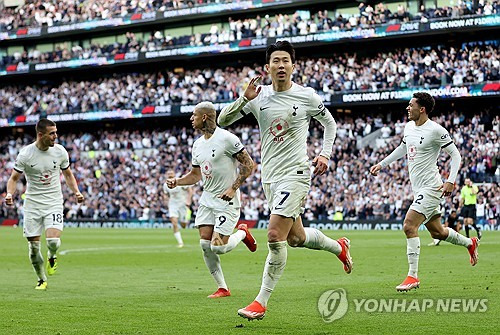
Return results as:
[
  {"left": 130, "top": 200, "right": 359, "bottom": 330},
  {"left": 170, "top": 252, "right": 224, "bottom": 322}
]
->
[
  {"left": 192, "top": 127, "right": 243, "bottom": 209},
  {"left": 13, "top": 143, "right": 70, "bottom": 209},
  {"left": 402, "top": 119, "right": 453, "bottom": 192},
  {"left": 164, "top": 185, "right": 190, "bottom": 208},
  {"left": 242, "top": 83, "right": 332, "bottom": 183}
]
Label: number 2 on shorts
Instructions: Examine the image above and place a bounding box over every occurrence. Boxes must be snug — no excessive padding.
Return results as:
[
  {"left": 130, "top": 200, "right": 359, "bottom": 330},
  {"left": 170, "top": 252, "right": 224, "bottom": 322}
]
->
[
  {"left": 275, "top": 191, "right": 290, "bottom": 210},
  {"left": 414, "top": 194, "right": 424, "bottom": 205}
]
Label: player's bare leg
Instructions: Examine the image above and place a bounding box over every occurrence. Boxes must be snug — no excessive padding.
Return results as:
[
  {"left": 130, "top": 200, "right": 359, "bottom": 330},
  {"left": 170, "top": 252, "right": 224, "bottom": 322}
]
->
[
  {"left": 171, "top": 217, "right": 184, "bottom": 248},
  {"left": 45, "top": 228, "right": 61, "bottom": 276},
  {"left": 27, "top": 235, "right": 47, "bottom": 290},
  {"left": 396, "top": 210, "right": 424, "bottom": 292},
  {"left": 425, "top": 214, "right": 478, "bottom": 265},
  {"left": 238, "top": 214, "right": 293, "bottom": 320},
  {"left": 288, "top": 216, "right": 351, "bottom": 273}
]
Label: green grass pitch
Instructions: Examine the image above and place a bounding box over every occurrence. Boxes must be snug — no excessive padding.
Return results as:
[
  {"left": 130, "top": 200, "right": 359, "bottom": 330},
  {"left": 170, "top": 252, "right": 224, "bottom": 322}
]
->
[{"left": 1, "top": 228, "right": 499, "bottom": 335}]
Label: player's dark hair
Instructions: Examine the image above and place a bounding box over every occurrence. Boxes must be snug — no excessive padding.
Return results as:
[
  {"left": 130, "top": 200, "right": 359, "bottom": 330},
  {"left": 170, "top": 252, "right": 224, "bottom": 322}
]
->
[
  {"left": 266, "top": 41, "right": 296, "bottom": 64},
  {"left": 413, "top": 92, "right": 435, "bottom": 115},
  {"left": 36, "top": 118, "right": 56, "bottom": 134}
]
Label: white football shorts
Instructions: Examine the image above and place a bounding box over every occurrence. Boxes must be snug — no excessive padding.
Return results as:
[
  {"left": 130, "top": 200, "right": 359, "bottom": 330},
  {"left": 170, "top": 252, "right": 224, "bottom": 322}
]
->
[
  {"left": 194, "top": 204, "right": 240, "bottom": 236},
  {"left": 409, "top": 187, "right": 442, "bottom": 224},
  {"left": 23, "top": 206, "right": 64, "bottom": 237},
  {"left": 263, "top": 178, "right": 310, "bottom": 220}
]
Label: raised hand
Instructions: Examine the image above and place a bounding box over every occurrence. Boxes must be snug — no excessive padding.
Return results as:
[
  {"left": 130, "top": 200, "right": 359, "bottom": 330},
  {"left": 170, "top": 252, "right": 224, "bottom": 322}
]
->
[{"left": 243, "top": 76, "right": 262, "bottom": 101}]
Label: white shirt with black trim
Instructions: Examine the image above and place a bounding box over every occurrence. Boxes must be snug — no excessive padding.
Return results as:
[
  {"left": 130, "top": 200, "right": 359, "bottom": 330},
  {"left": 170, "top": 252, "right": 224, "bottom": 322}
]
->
[
  {"left": 241, "top": 83, "right": 335, "bottom": 183},
  {"left": 14, "top": 143, "right": 70, "bottom": 209},
  {"left": 402, "top": 119, "right": 454, "bottom": 192},
  {"left": 191, "top": 127, "right": 243, "bottom": 209}
]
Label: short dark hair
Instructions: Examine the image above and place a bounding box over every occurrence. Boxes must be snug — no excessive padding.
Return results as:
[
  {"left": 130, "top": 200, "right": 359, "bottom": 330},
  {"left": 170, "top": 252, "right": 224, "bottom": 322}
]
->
[
  {"left": 36, "top": 118, "right": 56, "bottom": 134},
  {"left": 266, "top": 40, "right": 295, "bottom": 64},
  {"left": 413, "top": 92, "right": 435, "bottom": 114}
]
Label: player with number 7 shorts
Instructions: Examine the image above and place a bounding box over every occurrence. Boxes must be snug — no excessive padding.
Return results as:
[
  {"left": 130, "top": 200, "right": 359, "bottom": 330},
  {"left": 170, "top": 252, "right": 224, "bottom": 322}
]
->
[
  {"left": 4, "top": 119, "right": 85, "bottom": 290},
  {"left": 370, "top": 92, "right": 479, "bottom": 293},
  {"left": 219, "top": 41, "right": 352, "bottom": 320},
  {"left": 165, "top": 101, "right": 257, "bottom": 299}
]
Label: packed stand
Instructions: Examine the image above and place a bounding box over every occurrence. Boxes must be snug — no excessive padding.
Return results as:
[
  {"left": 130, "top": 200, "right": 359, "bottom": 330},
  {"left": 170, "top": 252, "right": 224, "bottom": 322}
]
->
[
  {"left": 0, "top": 0, "right": 223, "bottom": 31},
  {"left": 2, "top": 2, "right": 499, "bottom": 67},
  {"left": 1, "top": 1, "right": 497, "bottom": 33},
  {"left": 0, "top": 112, "right": 498, "bottom": 224},
  {"left": 1, "top": 42, "right": 498, "bottom": 120}
]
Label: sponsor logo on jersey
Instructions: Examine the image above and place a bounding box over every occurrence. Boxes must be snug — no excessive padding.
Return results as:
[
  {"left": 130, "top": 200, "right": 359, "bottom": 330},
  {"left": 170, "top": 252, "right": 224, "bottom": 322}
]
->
[
  {"left": 408, "top": 144, "right": 417, "bottom": 161},
  {"left": 201, "top": 161, "right": 213, "bottom": 178},
  {"left": 269, "top": 117, "right": 289, "bottom": 142},
  {"left": 39, "top": 170, "right": 53, "bottom": 185}
]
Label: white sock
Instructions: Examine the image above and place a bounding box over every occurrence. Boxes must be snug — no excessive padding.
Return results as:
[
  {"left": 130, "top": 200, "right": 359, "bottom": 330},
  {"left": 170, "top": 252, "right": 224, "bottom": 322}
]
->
[
  {"left": 445, "top": 227, "right": 472, "bottom": 247},
  {"left": 199, "top": 239, "right": 227, "bottom": 290},
  {"left": 174, "top": 231, "right": 183, "bottom": 245},
  {"left": 28, "top": 241, "right": 47, "bottom": 282},
  {"left": 433, "top": 238, "right": 440, "bottom": 245},
  {"left": 46, "top": 238, "right": 60, "bottom": 259},
  {"left": 255, "top": 241, "right": 287, "bottom": 307},
  {"left": 303, "top": 227, "right": 341, "bottom": 255},
  {"left": 210, "top": 230, "right": 245, "bottom": 254},
  {"left": 407, "top": 237, "right": 420, "bottom": 278}
]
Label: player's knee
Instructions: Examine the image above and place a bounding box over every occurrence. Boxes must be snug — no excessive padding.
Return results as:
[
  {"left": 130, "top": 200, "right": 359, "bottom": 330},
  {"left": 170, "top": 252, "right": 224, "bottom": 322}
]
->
[
  {"left": 403, "top": 221, "right": 418, "bottom": 236},
  {"left": 287, "top": 235, "right": 304, "bottom": 247},
  {"left": 210, "top": 244, "right": 227, "bottom": 255},
  {"left": 267, "top": 229, "right": 282, "bottom": 243}
]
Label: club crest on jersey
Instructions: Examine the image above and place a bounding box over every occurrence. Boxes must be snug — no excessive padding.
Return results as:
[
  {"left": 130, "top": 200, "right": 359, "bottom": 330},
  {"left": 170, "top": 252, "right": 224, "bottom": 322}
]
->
[
  {"left": 39, "top": 170, "right": 53, "bottom": 185},
  {"left": 201, "top": 161, "right": 213, "bottom": 179},
  {"left": 408, "top": 144, "right": 417, "bottom": 161},
  {"left": 269, "top": 117, "right": 289, "bottom": 142}
]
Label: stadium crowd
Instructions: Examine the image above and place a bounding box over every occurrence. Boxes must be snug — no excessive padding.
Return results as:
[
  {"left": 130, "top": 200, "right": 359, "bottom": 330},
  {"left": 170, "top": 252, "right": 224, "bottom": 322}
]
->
[
  {"left": 0, "top": 111, "right": 498, "bottom": 224},
  {"left": 0, "top": 0, "right": 219, "bottom": 31},
  {"left": 1, "top": 1, "right": 497, "bottom": 33},
  {"left": 1, "top": 42, "right": 498, "bottom": 120},
  {"left": 2, "top": 2, "right": 499, "bottom": 67}
]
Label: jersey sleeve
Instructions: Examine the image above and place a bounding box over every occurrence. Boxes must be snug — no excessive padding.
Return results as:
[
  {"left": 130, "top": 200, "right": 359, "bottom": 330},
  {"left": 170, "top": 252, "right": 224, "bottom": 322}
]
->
[
  {"left": 306, "top": 90, "right": 328, "bottom": 118},
  {"left": 191, "top": 142, "right": 200, "bottom": 167},
  {"left": 434, "top": 124, "right": 453, "bottom": 148},
  {"left": 60, "top": 147, "right": 70, "bottom": 170},
  {"left": 241, "top": 97, "right": 258, "bottom": 121},
  {"left": 225, "top": 132, "right": 245, "bottom": 157},
  {"left": 13, "top": 151, "right": 27, "bottom": 173}
]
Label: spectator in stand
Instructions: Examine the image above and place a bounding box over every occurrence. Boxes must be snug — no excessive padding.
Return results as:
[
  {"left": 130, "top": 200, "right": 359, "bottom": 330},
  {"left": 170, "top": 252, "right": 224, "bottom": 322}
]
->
[{"left": 1, "top": 42, "right": 498, "bottom": 120}]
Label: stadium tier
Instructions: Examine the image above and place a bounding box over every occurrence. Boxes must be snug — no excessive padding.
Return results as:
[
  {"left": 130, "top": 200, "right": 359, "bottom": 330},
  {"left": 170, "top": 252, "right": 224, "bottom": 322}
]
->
[{"left": 1, "top": 111, "right": 497, "bottom": 221}]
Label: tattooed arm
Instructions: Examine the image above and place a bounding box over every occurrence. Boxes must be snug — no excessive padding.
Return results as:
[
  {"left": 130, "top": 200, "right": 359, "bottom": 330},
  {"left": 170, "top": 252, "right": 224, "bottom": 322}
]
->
[{"left": 217, "top": 149, "right": 254, "bottom": 201}]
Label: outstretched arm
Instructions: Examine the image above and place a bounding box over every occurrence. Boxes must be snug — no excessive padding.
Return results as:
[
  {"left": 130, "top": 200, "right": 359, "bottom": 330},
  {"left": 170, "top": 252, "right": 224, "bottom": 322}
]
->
[
  {"left": 218, "top": 76, "right": 261, "bottom": 126},
  {"left": 218, "top": 149, "right": 254, "bottom": 201},
  {"left": 166, "top": 167, "right": 202, "bottom": 188},
  {"left": 370, "top": 141, "right": 407, "bottom": 176}
]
